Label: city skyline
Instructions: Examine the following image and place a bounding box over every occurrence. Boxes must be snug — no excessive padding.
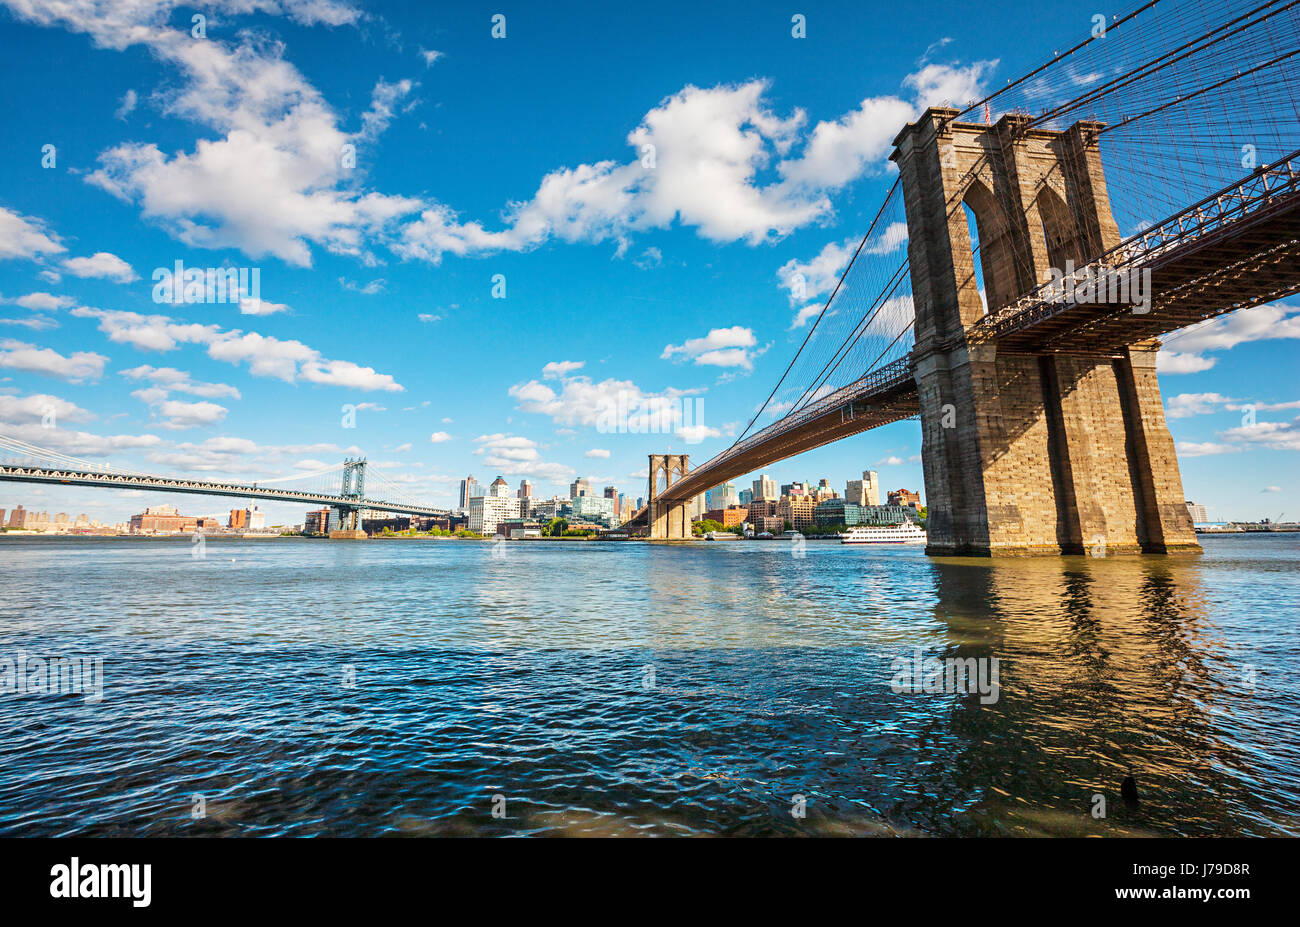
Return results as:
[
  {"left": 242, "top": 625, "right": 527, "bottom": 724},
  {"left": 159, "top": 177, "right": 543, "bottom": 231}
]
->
[{"left": 0, "top": 0, "right": 1295, "bottom": 529}]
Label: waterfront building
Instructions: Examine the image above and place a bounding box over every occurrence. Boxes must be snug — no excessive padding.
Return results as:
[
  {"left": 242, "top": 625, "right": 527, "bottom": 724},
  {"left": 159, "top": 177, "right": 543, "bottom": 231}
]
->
[
  {"left": 303, "top": 508, "right": 337, "bottom": 536},
  {"left": 5, "top": 506, "right": 23, "bottom": 528},
  {"left": 469, "top": 492, "right": 521, "bottom": 535},
  {"left": 860, "top": 504, "right": 916, "bottom": 525},
  {"left": 777, "top": 495, "right": 816, "bottom": 531},
  {"left": 498, "top": 518, "right": 544, "bottom": 539},
  {"left": 363, "top": 516, "right": 412, "bottom": 535},
  {"left": 528, "top": 497, "right": 571, "bottom": 521},
  {"left": 570, "top": 477, "right": 593, "bottom": 499},
  {"left": 130, "top": 504, "right": 215, "bottom": 534},
  {"left": 815, "top": 498, "right": 864, "bottom": 528},
  {"left": 571, "top": 493, "right": 616, "bottom": 526},
  {"left": 756, "top": 515, "right": 784, "bottom": 534},
  {"left": 753, "top": 475, "right": 777, "bottom": 501},
  {"left": 488, "top": 476, "right": 512, "bottom": 498},
  {"left": 888, "top": 488, "right": 922, "bottom": 507},
  {"left": 703, "top": 506, "right": 749, "bottom": 528},
  {"left": 1186, "top": 501, "right": 1209, "bottom": 523}
]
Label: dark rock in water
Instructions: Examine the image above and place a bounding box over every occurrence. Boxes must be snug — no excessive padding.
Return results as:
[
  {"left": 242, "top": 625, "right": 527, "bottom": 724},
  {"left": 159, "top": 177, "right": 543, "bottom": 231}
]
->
[{"left": 1121, "top": 775, "right": 1140, "bottom": 808}]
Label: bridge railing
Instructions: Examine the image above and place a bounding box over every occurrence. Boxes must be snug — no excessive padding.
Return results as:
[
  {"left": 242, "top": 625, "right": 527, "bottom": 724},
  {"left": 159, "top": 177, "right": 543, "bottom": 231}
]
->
[{"left": 973, "top": 151, "right": 1300, "bottom": 339}]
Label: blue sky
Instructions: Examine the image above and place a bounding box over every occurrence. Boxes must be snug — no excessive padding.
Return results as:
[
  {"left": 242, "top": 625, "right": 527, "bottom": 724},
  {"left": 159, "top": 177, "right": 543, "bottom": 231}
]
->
[{"left": 0, "top": 0, "right": 1295, "bottom": 525}]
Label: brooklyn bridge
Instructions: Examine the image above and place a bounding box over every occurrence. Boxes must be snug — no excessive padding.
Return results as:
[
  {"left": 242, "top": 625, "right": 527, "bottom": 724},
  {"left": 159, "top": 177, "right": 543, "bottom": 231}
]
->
[{"left": 628, "top": 0, "right": 1300, "bottom": 555}]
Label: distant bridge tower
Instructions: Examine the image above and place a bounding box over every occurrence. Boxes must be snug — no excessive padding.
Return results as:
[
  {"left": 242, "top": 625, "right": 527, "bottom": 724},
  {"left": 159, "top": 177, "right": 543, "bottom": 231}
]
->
[
  {"left": 891, "top": 107, "right": 1198, "bottom": 556},
  {"left": 332, "top": 456, "right": 368, "bottom": 537},
  {"left": 647, "top": 454, "right": 692, "bottom": 540}
]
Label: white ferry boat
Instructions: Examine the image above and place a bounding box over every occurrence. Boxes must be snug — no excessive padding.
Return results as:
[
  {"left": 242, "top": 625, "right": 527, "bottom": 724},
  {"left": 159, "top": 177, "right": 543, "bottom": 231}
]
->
[{"left": 840, "top": 522, "right": 927, "bottom": 545}]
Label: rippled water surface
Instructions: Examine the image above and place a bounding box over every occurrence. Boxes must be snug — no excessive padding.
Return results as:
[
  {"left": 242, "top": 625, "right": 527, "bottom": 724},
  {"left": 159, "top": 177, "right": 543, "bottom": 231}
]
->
[{"left": 1, "top": 534, "right": 1298, "bottom": 836}]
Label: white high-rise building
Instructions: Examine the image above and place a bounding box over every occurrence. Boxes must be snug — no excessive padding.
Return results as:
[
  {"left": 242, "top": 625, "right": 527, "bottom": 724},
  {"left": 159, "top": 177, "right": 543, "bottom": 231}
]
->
[
  {"left": 469, "top": 491, "right": 521, "bottom": 536},
  {"left": 1185, "top": 501, "right": 1208, "bottom": 524},
  {"left": 846, "top": 470, "right": 881, "bottom": 507},
  {"left": 753, "top": 475, "right": 777, "bottom": 501}
]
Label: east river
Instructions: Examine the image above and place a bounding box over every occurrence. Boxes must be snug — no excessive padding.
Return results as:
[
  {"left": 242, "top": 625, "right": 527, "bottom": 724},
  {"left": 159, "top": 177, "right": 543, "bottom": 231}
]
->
[{"left": 1, "top": 533, "right": 1296, "bottom": 835}]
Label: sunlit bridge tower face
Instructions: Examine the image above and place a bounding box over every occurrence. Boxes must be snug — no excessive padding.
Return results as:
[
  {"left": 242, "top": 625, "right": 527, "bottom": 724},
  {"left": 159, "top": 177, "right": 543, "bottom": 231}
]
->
[
  {"left": 647, "top": 454, "right": 691, "bottom": 540},
  {"left": 891, "top": 107, "right": 1198, "bottom": 557}
]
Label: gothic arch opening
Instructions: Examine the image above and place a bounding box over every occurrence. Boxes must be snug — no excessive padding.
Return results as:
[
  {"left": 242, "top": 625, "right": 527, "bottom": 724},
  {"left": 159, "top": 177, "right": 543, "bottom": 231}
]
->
[
  {"left": 1037, "top": 185, "right": 1085, "bottom": 273},
  {"left": 961, "top": 179, "right": 1017, "bottom": 313},
  {"left": 655, "top": 464, "right": 669, "bottom": 497}
]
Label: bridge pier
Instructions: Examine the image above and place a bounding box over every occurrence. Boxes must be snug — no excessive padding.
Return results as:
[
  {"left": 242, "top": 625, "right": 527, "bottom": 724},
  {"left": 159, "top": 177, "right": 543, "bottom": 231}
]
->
[
  {"left": 647, "top": 454, "right": 694, "bottom": 540},
  {"left": 894, "top": 107, "right": 1198, "bottom": 556},
  {"left": 329, "top": 505, "right": 366, "bottom": 540}
]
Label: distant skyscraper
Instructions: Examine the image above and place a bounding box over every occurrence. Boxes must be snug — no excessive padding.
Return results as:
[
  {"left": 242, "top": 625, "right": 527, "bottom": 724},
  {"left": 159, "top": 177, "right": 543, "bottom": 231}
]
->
[
  {"left": 753, "top": 475, "right": 777, "bottom": 501},
  {"left": 518, "top": 479, "right": 533, "bottom": 499},
  {"left": 570, "top": 477, "right": 593, "bottom": 499},
  {"left": 739, "top": 488, "right": 753, "bottom": 506},
  {"left": 488, "top": 476, "right": 512, "bottom": 498},
  {"left": 458, "top": 476, "right": 480, "bottom": 510},
  {"left": 846, "top": 470, "right": 881, "bottom": 507},
  {"left": 1186, "top": 500, "right": 1208, "bottom": 523}
]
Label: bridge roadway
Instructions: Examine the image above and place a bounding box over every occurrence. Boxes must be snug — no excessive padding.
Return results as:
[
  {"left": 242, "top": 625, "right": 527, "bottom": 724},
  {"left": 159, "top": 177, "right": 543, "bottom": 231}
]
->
[
  {"left": 632, "top": 159, "right": 1300, "bottom": 520},
  {"left": 0, "top": 465, "right": 449, "bottom": 518}
]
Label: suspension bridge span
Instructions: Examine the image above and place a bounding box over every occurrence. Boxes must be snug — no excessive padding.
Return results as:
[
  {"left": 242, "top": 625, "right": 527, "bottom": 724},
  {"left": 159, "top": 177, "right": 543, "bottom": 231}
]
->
[
  {"left": 629, "top": 0, "right": 1300, "bottom": 555},
  {"left": 0, "top": 435, "right": 448, "bottom": 535}
]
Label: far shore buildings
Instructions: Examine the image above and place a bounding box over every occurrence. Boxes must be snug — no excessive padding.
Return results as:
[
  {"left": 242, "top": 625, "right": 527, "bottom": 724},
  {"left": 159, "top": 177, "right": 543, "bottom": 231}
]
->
[
  {"left": 888, "top": 488, "right": 922, "bottom": 509},
  {"left": 3, "top": 504, "right": 114, "bottom": 533},
  {"left": 129, "top": 504, "right": 221, "bottom": 535},
  {"left": 228, "top": 506, "right": 266, "bottom": 530}
]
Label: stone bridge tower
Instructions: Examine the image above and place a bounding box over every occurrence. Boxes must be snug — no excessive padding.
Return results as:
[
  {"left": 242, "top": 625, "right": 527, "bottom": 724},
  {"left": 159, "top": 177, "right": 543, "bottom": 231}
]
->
[
  {"left": 647, "top": 454, "right": 692, "bottom": 540},
  {"left": 890, "top": 107, "right": 1198, "bottom": 556}
]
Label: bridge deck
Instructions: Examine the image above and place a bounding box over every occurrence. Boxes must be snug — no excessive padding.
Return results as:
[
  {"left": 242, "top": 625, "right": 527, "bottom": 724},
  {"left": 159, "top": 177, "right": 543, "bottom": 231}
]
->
[
  {"left": 0, "top": 465, "right": 449, "bottom": 517},
  {"left": 974, "top": 167, "right": 1300, "bottom": 355},
  {"left": 654, "top": 358, "right": 919, "bottom": 505}
]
